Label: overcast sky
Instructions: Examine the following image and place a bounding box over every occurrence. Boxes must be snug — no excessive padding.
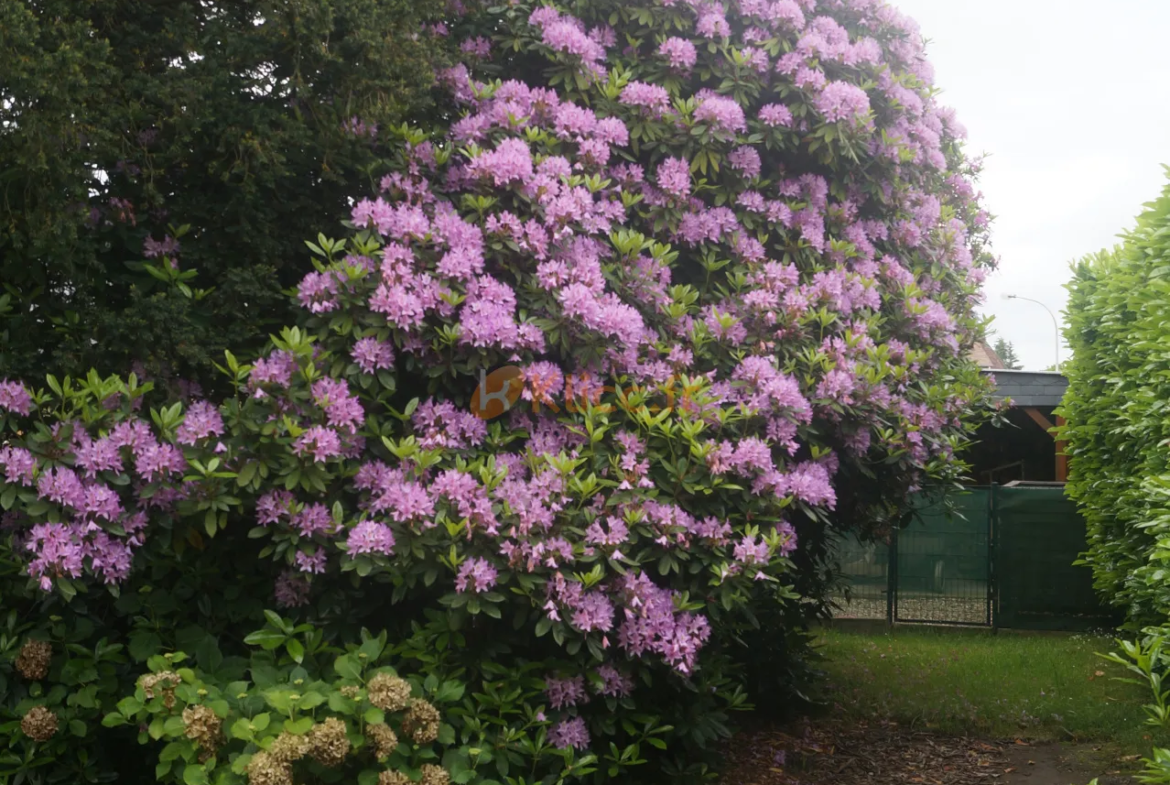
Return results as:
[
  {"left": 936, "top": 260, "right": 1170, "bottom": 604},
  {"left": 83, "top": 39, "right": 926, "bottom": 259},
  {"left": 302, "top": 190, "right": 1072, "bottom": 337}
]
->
[{"left": 892, "top": 0, "right": 1170, "bottom": 370}]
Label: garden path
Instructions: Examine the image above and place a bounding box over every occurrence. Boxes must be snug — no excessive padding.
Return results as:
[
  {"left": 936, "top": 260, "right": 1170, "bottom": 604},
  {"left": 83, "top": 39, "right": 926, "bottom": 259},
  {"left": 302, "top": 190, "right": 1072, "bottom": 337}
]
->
[{"left": 722, "top": 719, "right": 1135, "bottom": 785}]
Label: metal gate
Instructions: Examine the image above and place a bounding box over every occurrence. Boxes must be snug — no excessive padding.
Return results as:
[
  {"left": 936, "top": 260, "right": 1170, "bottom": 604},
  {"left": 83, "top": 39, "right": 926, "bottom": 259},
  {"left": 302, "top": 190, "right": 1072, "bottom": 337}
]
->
[
  {"left": 894, "top": 490, "right": 992, "bottom": 626},
  {"left": 833, "top": 485, "right": 1116, "bottom": 630}
]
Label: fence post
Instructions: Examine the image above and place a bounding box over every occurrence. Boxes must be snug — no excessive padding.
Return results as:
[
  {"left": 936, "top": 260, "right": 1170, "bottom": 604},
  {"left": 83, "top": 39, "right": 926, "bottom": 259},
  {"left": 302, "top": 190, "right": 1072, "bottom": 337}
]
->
[
  {"left": 886, "top": 528, "right": 898, "bottom": 626},
  {"left": 989, "top": 484, "right": 998, "bottom": 632}
]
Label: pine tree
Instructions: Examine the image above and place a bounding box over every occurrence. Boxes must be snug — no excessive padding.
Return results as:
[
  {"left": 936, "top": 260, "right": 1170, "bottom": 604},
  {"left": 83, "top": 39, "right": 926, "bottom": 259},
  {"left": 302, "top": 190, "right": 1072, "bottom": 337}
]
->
[{"left": 993, "top": 337, "right": 1023, "bottom": 369}]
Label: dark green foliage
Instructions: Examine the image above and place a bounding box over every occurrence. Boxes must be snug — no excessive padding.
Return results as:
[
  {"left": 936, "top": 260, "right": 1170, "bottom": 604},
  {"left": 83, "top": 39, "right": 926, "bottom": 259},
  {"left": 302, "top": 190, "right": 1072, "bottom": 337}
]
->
[
  {"left": 1059, "top": 168, "right": 1170, "bottom": 628},
  {"left": 0, "top": 0, "right": 447, "bottom": 390}
]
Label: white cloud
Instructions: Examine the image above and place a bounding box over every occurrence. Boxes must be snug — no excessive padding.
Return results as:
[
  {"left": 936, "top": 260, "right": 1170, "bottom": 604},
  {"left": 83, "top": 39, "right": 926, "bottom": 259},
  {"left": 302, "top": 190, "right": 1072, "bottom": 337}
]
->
[{"left": 893, "top": 0, "right": 1170, "bottom": 369}]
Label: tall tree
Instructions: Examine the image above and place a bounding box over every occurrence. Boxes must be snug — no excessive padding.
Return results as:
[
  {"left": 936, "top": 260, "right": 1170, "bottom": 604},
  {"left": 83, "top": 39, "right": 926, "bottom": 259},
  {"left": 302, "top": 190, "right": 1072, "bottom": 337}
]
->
[
  {"left": 0, "top": 0, "right": 448, "bottom": 390},
  {"left": 993, "top": 337, "right": 1023, "bottom": 369}
]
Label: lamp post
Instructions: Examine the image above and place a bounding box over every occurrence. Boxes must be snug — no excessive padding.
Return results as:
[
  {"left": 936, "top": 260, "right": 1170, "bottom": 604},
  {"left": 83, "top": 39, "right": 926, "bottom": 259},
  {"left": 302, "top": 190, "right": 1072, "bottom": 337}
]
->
[{"left": 1002, "top": 294, "right": 1060, "bottom": 369}]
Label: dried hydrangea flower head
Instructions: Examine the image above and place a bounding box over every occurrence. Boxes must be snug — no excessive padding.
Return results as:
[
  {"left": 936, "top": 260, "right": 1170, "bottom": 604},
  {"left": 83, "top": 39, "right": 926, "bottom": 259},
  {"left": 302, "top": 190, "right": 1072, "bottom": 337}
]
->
[
  {"left": 307, "top": 716, "right": 351, "bottom": 766},
  {"left": 246, "top": 751, "right": 292, "bottom": 785},
  {"left": 402, "top": 699, "right": 441, "bottom": 744},
  {"left": 367, "top": 673, "right": 412, "bottom": 712},
  {"left": 379, "top": 772, "right": 411, "bottom": 785},
  {"left": 268, "top": 731, "right": 310, "bottom": 763},
  {"left": 15, "top": 639, "right": 51, "bottom": 681},
  {"left": 139, "top": 671, "right": 182, "bottom": 709},
  {"left": 21, "top": 706, "right": 58, "bottom": 742},
  {"left": 366, "top": 722, "right": 399, "bottom": 758},
  {"left": 182, "top": 704, "right": 224, "bottom": 757},
  {"left": 420, "top": 764, "right": 450, "bottom": 785}
]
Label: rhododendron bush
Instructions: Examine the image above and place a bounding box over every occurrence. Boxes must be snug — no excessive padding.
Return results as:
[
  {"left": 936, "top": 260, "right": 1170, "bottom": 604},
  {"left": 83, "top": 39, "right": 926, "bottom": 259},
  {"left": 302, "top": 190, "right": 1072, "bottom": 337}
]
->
[{"left": 0, "top": 0, "right": 995, "bottom": 781}]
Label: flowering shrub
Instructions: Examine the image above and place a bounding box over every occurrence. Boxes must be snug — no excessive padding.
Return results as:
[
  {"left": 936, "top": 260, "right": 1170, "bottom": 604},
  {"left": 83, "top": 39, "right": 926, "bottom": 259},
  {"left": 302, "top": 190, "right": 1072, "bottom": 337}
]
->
[
  {"left": 1060, "top": 173, "right": 1170, "bottom": 629},
  {"left": 99, "top": 616, "right": 471, "bottom": 785},
  {"left": 0, "top": 0, "right": 995, "bottom": 780}
]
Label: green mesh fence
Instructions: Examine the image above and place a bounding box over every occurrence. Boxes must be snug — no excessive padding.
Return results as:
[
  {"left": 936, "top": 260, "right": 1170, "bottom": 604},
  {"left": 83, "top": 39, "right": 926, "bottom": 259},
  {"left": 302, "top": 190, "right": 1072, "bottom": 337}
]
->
[
  {"left": 895, "top": 489, "right": 992, "bottom": 625},
  {"left": 833, "top": 532, "right": 890, "bottom": 620},
  {"left": 830, "top": 485, "right": 1114, "bottom": 630},
  {"left": 994, "top": 485, "right": 1115, "bottom": 630}
]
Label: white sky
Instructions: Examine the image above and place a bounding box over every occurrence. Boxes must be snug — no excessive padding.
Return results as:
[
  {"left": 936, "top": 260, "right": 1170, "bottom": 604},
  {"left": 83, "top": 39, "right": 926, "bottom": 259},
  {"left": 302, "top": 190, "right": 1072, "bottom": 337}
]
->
[{"left": 893, "top": 0, "right": 1170, "bottom": 370}]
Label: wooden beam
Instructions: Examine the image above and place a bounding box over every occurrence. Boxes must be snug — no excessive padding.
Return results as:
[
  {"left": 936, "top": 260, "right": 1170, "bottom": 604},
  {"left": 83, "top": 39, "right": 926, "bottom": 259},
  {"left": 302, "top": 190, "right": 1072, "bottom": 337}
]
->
[
  {"left": 1023, "top": 407, "right": 1056, "bottom": 434},
  {"left": 1055, "top": 415, "right": 1069, "bottom": 483}
]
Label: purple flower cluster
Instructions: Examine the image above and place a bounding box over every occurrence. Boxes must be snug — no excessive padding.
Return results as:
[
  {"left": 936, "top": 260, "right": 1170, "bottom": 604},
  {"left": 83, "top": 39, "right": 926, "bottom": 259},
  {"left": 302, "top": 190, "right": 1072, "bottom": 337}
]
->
[
  {"left": 143, "top": 235, "right": 180, "bottom": 260},
  {"left": 351, "top": 337, "right": 396, "bottom": 374},
  {"left": 0, "top": 380, "right": 32, "bottom": 415},
  {"left": 617, "top": 573, "right": 711, "bottom": 674},
  {"left": 0, "top": 411, "right": 204, "bottom": 592},
  {"left": 814, "top": 81, "right": 872, "bottom": 125},
  {"left": 549, "top": 717, "right": 590, "bottom": 750},
  {"left": 455, "top": 556, "right": 498, "bottom": 593},
  {"left": 175, "top": 401, "right": 224, "bottom": 445},
  {"left": 694, "top": 95, "right": 746, "bottom": 133},
  {"left": 311, "top": 378, "right": 364, "bottom": 433},
  {"left": 345, "top": 520, "right": 396, "bottom": 556},
  {"left": 619, "top": 81, "right": 672, "bottom": 117},
  {"left": 0, "top": 446, "right": 36, "bottom": 485},
  {"left": 657, "top": 37, "right": 697, "bottom": 70},
  {"left": 758, "top": 103, "right": 794, "bottom": 128},
  {"left": 545, "top": 675, "right": 587, "bottom": 709},
  {"left": 656, "top": 157, "right": 691, "bottom": 199},
  {"left": 529, "top": 7, "right": 608, "bottom": 78}
]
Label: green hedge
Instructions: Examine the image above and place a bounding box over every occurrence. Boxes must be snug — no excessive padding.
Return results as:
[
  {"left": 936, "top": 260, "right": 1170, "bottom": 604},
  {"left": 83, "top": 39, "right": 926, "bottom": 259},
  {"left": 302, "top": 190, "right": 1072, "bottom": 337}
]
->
[{"left": 1060, "top": 168, "right": 1170, "bottom": 627}]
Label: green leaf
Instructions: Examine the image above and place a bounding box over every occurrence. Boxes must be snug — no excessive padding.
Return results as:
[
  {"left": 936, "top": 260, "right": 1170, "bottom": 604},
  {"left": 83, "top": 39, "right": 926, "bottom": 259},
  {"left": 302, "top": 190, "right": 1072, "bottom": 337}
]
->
[
  {"left": 285, "top": 639, "right": 305, "bottom": 664},
  {"left": 117, "top": 697, "right": 143, "bottom": 716},
  {"left": 160, "top": 741, "right": 185, "bottom": 761},
  {"left": 358, "top": 636, "right": 385, "bottom": 663},
  {"left": 333, "top": 654, "right": 362, "bottom": 680},
  {"left": 237, "top": 462, "right": 258, "bottom": 487},
  {"left": 229, "top": 718, "right": 254, "bottom": 742},
  {"left": 243, "top": 629, "right": 286, "bottom": 651},
  {"left": 283, "top": 717, "right": 314, "bottom": 735},
  {"left": 101, "top": 712, "right": 127, "bottom": 728},
  {"left": 263, "top": 610, "right": 293, "bottom": 634},
  {"left": 196, "top": 637, "right": 224, "bottom": 673},
  {"left": 128, "top": 630, "right": 162, "bottom": 662},
  {"left": 183, "top": 763, "right": 209, "bottom": 785},
  {"left": 294, "top": 692, "right": 322, "bottom": 711}
]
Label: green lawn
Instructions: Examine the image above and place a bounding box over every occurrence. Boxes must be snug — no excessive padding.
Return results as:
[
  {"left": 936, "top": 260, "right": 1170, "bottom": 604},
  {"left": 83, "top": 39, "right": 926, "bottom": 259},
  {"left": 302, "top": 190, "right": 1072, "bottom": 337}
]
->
[{"left": 815, "top": 626, "right": 1170, "bottom": 755}]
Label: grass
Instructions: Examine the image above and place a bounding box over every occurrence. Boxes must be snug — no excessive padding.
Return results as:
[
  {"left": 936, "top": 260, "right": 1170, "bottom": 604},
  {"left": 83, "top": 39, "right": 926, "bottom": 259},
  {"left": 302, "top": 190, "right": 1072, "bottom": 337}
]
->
[{"left": 814, "top": 626, "right": 1170, "bottom": 756}]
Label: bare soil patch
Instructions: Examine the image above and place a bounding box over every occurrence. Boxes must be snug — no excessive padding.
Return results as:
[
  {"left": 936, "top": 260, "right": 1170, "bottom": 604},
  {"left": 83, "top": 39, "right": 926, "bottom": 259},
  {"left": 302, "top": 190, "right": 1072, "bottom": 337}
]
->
[{"left": 722, "top": 719, "right": 1137, "bottom": 785}]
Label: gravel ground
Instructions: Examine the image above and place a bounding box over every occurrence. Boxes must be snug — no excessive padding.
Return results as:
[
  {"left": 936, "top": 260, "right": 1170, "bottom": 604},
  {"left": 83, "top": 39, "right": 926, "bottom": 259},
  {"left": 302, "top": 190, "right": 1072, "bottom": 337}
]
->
[{"left": 833, "top": 594, "right": 992, "bottom": 625}]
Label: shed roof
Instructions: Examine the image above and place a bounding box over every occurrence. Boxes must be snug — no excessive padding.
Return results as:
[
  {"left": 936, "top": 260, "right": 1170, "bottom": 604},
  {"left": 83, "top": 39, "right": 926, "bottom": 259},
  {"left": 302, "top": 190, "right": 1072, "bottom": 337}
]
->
[{"left": 980, "top": 369, "right": 1067, "bottom": 407}]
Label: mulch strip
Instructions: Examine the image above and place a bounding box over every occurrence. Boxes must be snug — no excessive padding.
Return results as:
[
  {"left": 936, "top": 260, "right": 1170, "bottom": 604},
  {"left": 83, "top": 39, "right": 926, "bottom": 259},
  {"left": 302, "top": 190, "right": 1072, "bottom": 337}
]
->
[{"left": 722, "top": 719, "right": 1014, "bottom": 785}]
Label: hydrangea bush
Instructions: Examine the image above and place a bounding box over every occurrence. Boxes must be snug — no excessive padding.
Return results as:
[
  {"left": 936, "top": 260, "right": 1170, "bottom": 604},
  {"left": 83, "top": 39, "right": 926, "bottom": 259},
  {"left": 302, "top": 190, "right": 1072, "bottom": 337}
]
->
[{"left": 0, "top": 0, "right": 995, "bottom": 781}]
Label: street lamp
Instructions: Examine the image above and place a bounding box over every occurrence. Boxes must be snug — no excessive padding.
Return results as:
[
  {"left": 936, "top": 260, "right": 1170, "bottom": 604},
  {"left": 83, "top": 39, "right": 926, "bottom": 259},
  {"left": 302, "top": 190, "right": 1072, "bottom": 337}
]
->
[{"left": 1002, "top": 293, "right": 1060, "bottom": 370}]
